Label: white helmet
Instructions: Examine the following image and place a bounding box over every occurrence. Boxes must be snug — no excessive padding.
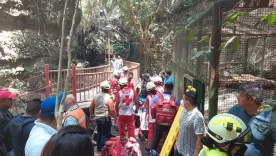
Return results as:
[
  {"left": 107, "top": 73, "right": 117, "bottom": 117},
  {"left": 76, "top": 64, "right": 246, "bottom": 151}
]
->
[
  {"left": 113, "top": 70, "right": 120, "bottom": 77},
  {"left": 118, "top": 78, "right": 128, "bottom": 86},
  {"left": 146, "top": 81, "right": 156, "bottom": 91},
  {"left": 100, "top": 80, "right": 111, "bottom": 90},
  {"left": 154, "top": 76, "right": 163, "bottom": 83},
  {"left": 207, "top": 113, "right": 251, "bottom": 144},
  {"left": 123, "top": 66, "right": 129, "bottom": 71}
]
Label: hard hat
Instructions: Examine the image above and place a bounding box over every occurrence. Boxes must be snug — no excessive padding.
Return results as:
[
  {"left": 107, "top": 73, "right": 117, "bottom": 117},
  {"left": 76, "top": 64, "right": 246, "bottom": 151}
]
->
[
  {"left": 113, "top": 70, "right": 120, "bottom": 77},
  {"left": 149, "top": 77, "right": 155, "bottom": 82},
  {"left": 123, "top": 66, "right": 129, "bottom": 71},
  {"left": 154, "top": 76, "right": 163, "bottom": 83},
  {"left": 146, "top": 81, "right": 156, "bottom": 91},
  {"left": 100, "top": 80, "right": 111, "bottom": 90},
  {"left": 207, "top": 113, "right": 251, "bottom": 144},
  {"left": 118, "top": 78, "right": 128, "bottom": 85}
]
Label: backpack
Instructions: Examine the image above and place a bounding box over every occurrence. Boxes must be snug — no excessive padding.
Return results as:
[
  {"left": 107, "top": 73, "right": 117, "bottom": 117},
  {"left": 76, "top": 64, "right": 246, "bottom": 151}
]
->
[
  {"left": 10, "top": 115, "right": 36, "bottom": 156},
  {"left": 101, "top": 137, "right": 122, "bottom": 156},
  {"left": 151, "top": 94, "right": 178, "bottom": 126},
  {"left": 121, "top": 137, "right": 142, "bottom": 156}
]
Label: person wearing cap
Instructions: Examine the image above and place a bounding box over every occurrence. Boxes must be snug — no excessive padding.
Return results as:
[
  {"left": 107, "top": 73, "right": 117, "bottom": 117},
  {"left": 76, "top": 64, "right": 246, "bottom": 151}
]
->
[
  {"left": 89, "top": 80, "right": 117, "bottom": 152},
  {"left": 144, "top": 82, "right": 159, "bottom": 151},
  {"left": 115, "top": 78, "right": 138, "bottom": 143},
  {"left": 0, "top": 90, "right": 16, "bottom": 156},
  {"left": 25, "top": 97, "right": 57, "bottom": 156},
  {"left": 127, "top": 72, "right": 135, "bottom": 90},
  {"left": 7, "top": 99, "right": 41, "bottom": 156},
  {"left": 110, "top": 70, "right": 120, "bottom": 99},
  {"left": 153, "top": 76, "right": 164, "bottom": 94},
  {"left": 120, "top": 66, "right": 129, "bottom": 78},
  {"left": 150, "top": 82, "right": 180, "bottom": 152},
  {"left": 62, "top": 94, "right": 86, "bottom": 129},
  {"left": 139, "top": 73, "right": 151, "bottom": 100}
]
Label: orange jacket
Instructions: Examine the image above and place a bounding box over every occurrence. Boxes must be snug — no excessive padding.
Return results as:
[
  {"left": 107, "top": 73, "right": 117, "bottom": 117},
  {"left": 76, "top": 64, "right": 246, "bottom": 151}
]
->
[{"left": 63, "top": 106, "right": 86, "bottom": 129}]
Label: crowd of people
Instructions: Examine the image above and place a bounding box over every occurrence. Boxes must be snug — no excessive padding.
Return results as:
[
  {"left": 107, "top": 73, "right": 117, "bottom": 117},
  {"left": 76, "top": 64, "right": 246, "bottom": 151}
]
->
[{"left": 0, "top": 63, "right": 275, "bottom": 156}]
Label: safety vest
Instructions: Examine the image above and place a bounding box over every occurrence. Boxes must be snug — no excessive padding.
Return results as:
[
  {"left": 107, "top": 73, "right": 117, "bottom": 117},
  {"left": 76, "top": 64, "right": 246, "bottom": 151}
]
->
[
  {"left": 118, "top": 87, "right": 135, "bottom": 116},
  {"left": 63, "top": 106, "right": 86, "bottom": 129},
  {"left": 199, "top": 146, "right": 228, "bottom": 156},
  {"left": 93, "top": 92, "right": 111, "bottom": 118},
  {"left": 147, "top": 94, "right": 156, "bottom": 123}
]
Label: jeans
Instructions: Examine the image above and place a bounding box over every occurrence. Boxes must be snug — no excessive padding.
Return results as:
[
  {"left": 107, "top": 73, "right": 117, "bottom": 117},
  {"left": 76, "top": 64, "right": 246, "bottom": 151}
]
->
[
  {"left": 118, "top": 115, "right": 135, "bottom": 139},
  {"left": 151, "top": 123, "right": 170, "bottom": 150},
  {"left": 96, "top": 117, "right": 111, "bottom": 151},
  {"left": 174, "top": 149, "right": 183, "bottom": 156}
]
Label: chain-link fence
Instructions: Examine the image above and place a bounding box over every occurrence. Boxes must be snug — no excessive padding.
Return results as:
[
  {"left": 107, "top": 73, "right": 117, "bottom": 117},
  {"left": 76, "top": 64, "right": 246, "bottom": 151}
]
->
[{"left": 173, "top": 2, "right": 276, "bottom": 120}]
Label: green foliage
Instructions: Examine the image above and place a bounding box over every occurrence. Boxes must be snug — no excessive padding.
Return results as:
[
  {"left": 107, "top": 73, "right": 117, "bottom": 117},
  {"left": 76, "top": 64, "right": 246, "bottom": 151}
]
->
[
  {"left": 223, "top": 11, "right": 248, "bottom": 27},
  {"left": 261, "top": 13, "right": 276, "bottom": 26},
  {"left": 190, "top": 49, "right": 211, "bottom": 60},
  {"left": 219, "top": 36, "right": 240, "bottom": 52},
  {"left": 184, "top": 29, "right": 200, "bottom": 42}
]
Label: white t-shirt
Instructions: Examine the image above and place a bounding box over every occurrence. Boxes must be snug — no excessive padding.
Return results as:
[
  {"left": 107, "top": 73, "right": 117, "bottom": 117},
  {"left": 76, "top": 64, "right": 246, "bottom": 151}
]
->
[
  {"left": 176, "top": 107, "right": 205, "bottom": 155},
  {"left": 25, "top": 120, "right": 57, "bottom": 156}
]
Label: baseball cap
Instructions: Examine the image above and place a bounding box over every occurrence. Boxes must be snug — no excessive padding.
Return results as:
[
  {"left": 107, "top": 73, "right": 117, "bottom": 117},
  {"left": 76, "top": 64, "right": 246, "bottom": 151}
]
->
[
  {"left": 142, "top": 73, "right": 150, "bottom": 78},
  {"left": 41, "top": 97, "right": 56, "bottom": 115},
  {"left": 0, "top": 90, "right": 16, "bottom": 99}
]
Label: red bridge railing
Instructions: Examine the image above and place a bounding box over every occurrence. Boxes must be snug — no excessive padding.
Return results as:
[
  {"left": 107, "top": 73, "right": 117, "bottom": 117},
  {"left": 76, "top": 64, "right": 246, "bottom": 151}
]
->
[{"left": 8, "top": 61, "right": 140, "bottom": 114}]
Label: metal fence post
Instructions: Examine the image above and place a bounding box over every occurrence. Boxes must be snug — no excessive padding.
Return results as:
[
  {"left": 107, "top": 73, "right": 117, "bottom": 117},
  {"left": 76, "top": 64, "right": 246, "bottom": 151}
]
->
[{"left": 44, "top": 64, "right": 50, "bottom": 98}]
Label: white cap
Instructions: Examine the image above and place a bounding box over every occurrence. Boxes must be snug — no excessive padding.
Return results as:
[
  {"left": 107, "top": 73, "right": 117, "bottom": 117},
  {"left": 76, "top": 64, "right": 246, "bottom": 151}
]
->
[
  {"left": 123, "top": 66, "right": 129, "bottom": 71},
  {"left": 100, "top": 80, "right": 111, "bottom": 89},
  {"left": 118, "top": 78, "right": 128, "bottom": 85}
]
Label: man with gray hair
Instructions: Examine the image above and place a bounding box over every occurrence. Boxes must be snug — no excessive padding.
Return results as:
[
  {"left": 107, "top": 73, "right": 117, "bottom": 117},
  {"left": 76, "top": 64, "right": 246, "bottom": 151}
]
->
[
  {"left": 228, "top": 82, "right": 275, "bottom": 155},
  {"left": 62, "top": 94, "right": 86, "bottom": 129}
]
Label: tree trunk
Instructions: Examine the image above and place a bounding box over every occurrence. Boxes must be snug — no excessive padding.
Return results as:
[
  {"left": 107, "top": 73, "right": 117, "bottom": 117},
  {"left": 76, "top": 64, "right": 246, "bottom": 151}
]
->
[
  {"left": 59, "top": 0, "right": 80, "bottom": 121},
  {"left": 55, "top": 0, "right": 68, "bottom": 130}
]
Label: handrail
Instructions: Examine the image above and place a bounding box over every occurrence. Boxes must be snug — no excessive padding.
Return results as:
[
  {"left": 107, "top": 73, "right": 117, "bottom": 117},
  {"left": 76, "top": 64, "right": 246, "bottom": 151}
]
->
[{"left": 9, "top": 60, "right": 140, "bottom": 114}]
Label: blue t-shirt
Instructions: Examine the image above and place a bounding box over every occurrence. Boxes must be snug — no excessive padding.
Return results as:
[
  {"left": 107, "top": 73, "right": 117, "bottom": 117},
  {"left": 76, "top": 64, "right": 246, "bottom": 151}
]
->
[
  {"left": 228, "top": 105, "right": 275, "bottom": 156},
  {"left": 228, "top": 104, "right": 254, "bottom": 125},
  {"left": 163, "top": 76, "right": 174, "bottom": 86}
]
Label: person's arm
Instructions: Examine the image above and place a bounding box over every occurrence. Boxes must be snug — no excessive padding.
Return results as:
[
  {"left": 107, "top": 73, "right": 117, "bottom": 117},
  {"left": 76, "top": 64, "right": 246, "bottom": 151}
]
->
[
  {"left": 63, "top": 116, "right": 79, "bottom": 126},
  {"left": 194, "top": 134, "right": 203, "bottom": 156},
  {"left": 108, "top": 98, "right": 117, "bottom": 123},
  {"left": 89, "top": 99, "right": 95, "bottom": 120},
  {"left": 193, "top": 116, "right": 205, "bottom": 156},
  {"left": 134, "top": 90, "right": 139, "bottom": 110},
  {"left": 0, "top": 118, "right": 7, "bottom": 155},
  {"left": 145, "top": 96, "right": 149, "bottom": 118}
]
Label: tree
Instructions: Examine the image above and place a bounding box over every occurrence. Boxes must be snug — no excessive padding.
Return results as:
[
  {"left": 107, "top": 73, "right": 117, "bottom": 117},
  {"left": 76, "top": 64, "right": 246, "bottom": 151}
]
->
[{"left": 55, "top": 0, "right": 80, "bottom": 130}]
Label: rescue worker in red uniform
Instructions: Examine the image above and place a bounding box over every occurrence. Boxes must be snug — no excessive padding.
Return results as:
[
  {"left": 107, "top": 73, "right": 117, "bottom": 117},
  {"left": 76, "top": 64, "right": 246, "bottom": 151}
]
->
[
  {"left": 115, "top": 78, "right": 138, "bottom": 143},
  {"left": 153, "top": 76, "right": 164, "bottom": 94},
  {"left": 144, "top": 81, "right": 158, "bottom": 150},
  {"left": 150, "top": 82, "right": 180, "bottom": 151},
  {"left": 127, "top": 72, "right": 135, "bottom": 90},
  {"left": 110, "top": 70, "right": 120, "bottom": 98},
  {"left": 120, "top": 66, "right": 129, "bottom": 78}
]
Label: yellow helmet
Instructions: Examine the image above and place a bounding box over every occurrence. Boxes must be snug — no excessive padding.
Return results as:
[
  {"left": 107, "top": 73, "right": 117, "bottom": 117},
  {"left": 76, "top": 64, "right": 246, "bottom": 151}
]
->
[
  {"left": 100, "top": 80, "right": 111, "bottom": 90},
  {"left": 207, "top": 113, "right": 251, "bottom": 144}
]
